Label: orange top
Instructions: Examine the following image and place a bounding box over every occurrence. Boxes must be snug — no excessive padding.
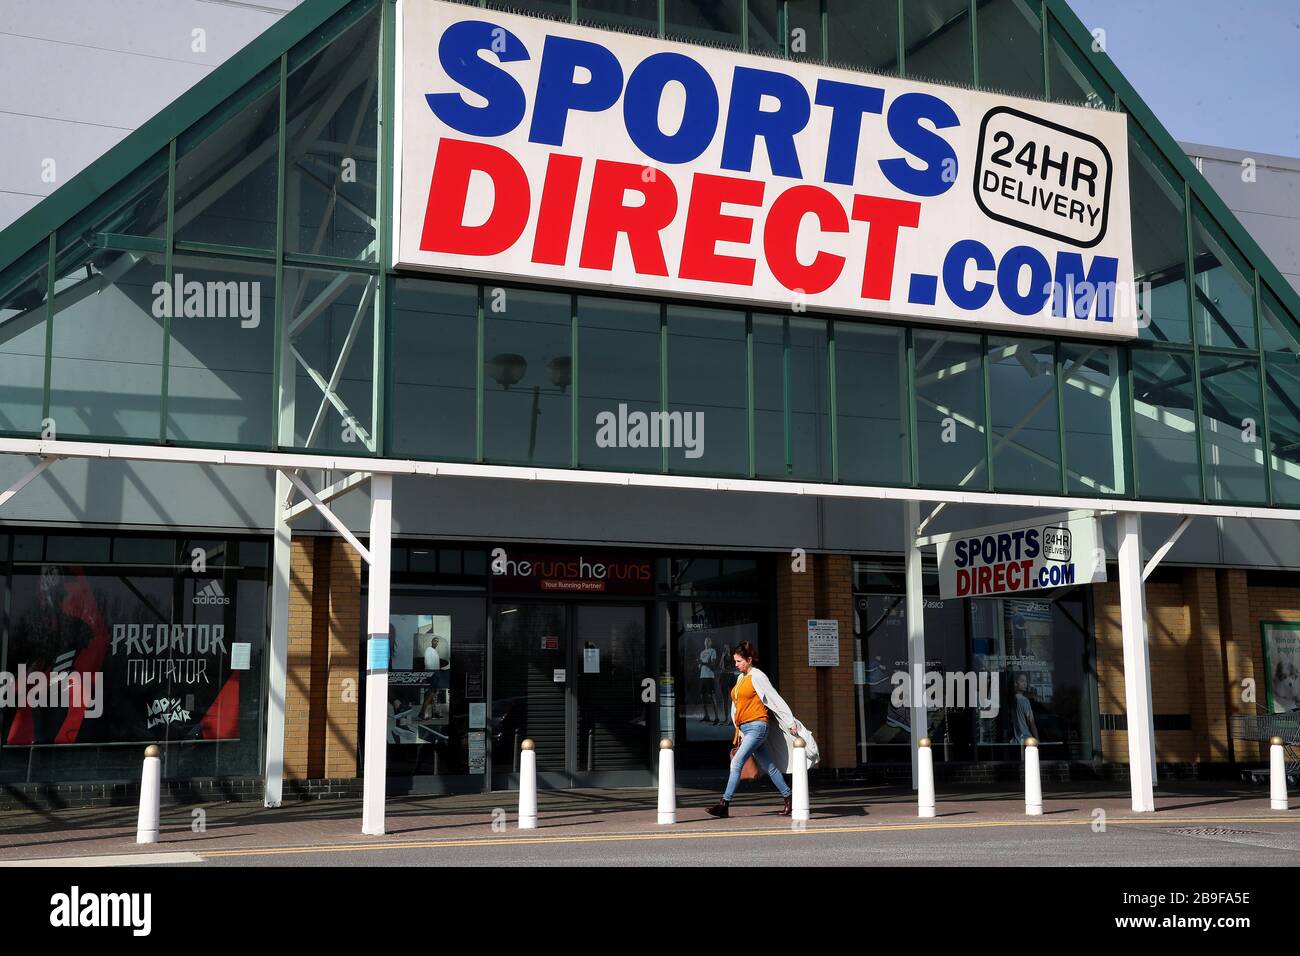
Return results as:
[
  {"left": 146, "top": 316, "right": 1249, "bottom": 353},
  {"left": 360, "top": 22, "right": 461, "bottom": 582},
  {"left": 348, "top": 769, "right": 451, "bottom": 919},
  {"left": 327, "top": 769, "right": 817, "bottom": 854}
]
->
[{"left": 732, "top": 673, "right": 768, "bottom": 727}]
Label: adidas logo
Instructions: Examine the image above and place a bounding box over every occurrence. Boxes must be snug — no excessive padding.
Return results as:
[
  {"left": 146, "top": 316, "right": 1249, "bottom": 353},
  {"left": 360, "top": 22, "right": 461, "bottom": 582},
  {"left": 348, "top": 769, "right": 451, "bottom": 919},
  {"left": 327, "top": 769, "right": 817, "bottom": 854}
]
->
[{"left": 192, "top": 580, "right": 230, "bottom": 606}]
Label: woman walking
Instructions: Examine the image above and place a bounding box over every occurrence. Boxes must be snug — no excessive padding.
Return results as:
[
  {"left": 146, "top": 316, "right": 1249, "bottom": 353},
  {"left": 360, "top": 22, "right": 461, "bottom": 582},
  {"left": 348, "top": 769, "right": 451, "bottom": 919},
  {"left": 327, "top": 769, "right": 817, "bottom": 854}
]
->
[{"left": 707, "top": 640, "right": 818, "bottom": 818}]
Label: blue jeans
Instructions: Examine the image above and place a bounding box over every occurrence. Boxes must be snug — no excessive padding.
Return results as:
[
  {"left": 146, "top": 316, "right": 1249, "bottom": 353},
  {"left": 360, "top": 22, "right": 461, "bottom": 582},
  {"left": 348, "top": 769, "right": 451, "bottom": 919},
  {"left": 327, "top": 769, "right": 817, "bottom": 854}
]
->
[{"left": 724, "top": 720, "right": 791, "bottom": 801}]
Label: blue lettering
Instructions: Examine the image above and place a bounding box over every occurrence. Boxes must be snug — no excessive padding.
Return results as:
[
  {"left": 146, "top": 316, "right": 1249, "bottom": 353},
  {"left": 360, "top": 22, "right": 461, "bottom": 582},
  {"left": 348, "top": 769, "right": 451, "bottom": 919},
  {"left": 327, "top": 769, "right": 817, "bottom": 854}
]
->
[
  {"left": 1024, "top": 528, "right": 1040, "bottom": 559},
  {"left": 879, "top": 92, "right": 959, "bottom": 197},
  {"left": 529, "top": 35, "right": 624, "bottom": 146},
  {"left": 997, "top": 246, "right": 1053, "bottom": 316},
  {"left": 943, "top": 239, "right": 995, "bottom": 311},
  {"left": 721, "top": 67, "right": 810, "bottom": 179},
  {"left": 425, "top": 20, "right": 529, "bottom": 137},
  {"left": 624, "top": 52, "right": 719, "bottom": 164},
  {"left": 814, "top": 79, "right": 884, "bottom": 186},
  {"left": 1052, "top": 252, "right": 1119, "bottom": 323}
]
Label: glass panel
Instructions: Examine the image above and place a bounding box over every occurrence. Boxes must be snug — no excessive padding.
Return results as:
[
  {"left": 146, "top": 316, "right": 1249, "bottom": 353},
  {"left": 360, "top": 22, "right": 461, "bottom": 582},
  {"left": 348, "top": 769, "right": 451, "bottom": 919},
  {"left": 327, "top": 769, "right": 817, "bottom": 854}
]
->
[
  {"left": 666, "top": 305, "right": 747, "bottom": 475},
  {"left": 285, "top": 10, "right": 380, "bottom": 262},
  {"left": 384, "top": 595, "right": 486, "bottom": 778},
  {"left": 987, "top": 337, "right": 1059, "bottom": 492},
  {"left": 48, "top": 247, "right": 165, "bottom": 441},
  {"left": 164, "top": 254, "right": 275, "bottom": 447},
  {"left": 748, "top": 0, "right": 783, "bottom": 54},
  {"left": 490, "top": 603, "right": 568, "bottom": 775},
  {"left": 1061, "top": 343, "right": 1125, "bottom": 495},
  {"left": 1261, "top": 286, "right": 1300, "bottom": 355},
  {"left": 827, "top": 0, "right": 898, "bottom": 72},
  {"left": 787, "top": 0, "right": 823, "bottom": 61},
  {"left": 675, "top": 601, "right": 765, "bottom": 746},
  {"left": 665, "top": 0, "right": 744, "bottom": 46},
  {"left": 970, "top": 592, "right": 1093, "bottom": 760},
  {"left": 0, "top": 249, "right": 49, "bottom": 434},
  {"left": 835, "top": 322, "right": 908, "bottom": 484},
  {"left": 280, "top": 267, "right": 376, "bottom": 453},
  {"left": 753, "top": 313, "right": 786, "bottom": 477},
  {"left": 1130, "top": 129, "right": 1190, "bottom": 344},
  {"left": 978, "top": 0, "right": 1043, "bottom": 97},
  {"left": 575, "top": 605, "right": 650, "bottom": 773},
  {"left": 1266, "top": 352, "right": 1300, "bottom": 505},
  {"left": 578, "top": 296, "right": 661, "bottom": 471},
  {"left": 1200, "top": 356, "right": 1267, "bottom": 503},
  {"left": 487, "top": 0, "right": 572, "bottom": 21},
  {"left": 579, "top": 0, "right": 659, "bottom": 32},
  {"left": 1, "top": 540, "right": 268, "bottom": 783},
  {"left": 1048, "top": 15, "right": 1112, "bottom": 108},
  {"left": 913, "top": 330, "right": 986, "bottom": 487},
  {"left": 788, "top": 316, "right": 832, "bottom": 480},
  {"left": 1191, "top": 201, "right": 1256, "bottom": 349},
  {"left": 485, "top": 287, "right": 572, "bottom": 467},
  {"left": 174, "top": 69, "right": 279, "bottom": 251},
  {"left": 1130, "top": 348, "right": 1200, "bottom": 500},
  {"left": 388, "top": 278, "right": 478, "bottom": 461},
  {"left": 903, "top": 0, "right": 972, "bottom": 86}
]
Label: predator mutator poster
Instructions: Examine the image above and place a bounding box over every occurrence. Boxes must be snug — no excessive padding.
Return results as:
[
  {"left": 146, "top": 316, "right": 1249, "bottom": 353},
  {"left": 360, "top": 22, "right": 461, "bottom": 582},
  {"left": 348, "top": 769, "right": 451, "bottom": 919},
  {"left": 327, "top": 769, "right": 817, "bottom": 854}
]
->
[{"left": 2, "top": 565, "right": 241, "bottom": 746}]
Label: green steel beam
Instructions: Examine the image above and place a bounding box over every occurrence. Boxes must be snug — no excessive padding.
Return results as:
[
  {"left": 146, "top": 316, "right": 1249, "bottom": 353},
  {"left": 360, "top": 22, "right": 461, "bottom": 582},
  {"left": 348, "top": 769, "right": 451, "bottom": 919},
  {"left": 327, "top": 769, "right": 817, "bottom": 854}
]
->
[
  {"left": 0, "top": 0, "right": 359, "bottom": 279},
  {"left": 160, "top": 139, "right": 177, "bottom": 443}
]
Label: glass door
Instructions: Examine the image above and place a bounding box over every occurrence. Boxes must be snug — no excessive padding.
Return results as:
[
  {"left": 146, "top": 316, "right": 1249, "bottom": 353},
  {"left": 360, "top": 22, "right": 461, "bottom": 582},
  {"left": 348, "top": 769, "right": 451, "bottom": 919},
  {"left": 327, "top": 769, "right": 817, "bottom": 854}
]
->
[
  {"left": 573, "top": 604, "right": 651, "bottom": 784},
  {"left": 490, "top": 603, "right": 569, "bottom": 788}
]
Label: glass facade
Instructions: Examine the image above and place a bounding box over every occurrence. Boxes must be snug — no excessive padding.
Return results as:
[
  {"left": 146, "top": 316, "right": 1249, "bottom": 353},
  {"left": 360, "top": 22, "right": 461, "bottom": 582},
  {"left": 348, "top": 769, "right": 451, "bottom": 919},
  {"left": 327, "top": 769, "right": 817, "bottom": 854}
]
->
[
  {"left": 852, "top": 558, "right": 1097, "bottom": 764},
  {"left": 372, "top": 545, "right": 772, "bottom": 789},
  {"left": 0, "top": 0, "right": 1295, "bottom": 509},
  {"left": 0, "top": 533, "right": 270, "bottom": 784}
]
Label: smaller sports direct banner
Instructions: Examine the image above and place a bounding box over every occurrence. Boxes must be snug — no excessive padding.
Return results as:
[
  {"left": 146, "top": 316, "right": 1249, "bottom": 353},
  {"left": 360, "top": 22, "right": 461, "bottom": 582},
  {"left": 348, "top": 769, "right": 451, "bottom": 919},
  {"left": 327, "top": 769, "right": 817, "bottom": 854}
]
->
[
  {"left": 395, "top": 0, "right": 1137, "bottom": 339},
  {"left": 933, "top": 511, "right": 1106, "bottom": 600}
]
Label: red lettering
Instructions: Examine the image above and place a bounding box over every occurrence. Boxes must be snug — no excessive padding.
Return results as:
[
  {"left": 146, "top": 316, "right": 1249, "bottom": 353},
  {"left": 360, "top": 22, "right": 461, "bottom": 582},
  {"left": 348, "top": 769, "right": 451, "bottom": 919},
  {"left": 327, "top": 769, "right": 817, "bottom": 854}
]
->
[
  {"left": 977, "top": 565, "right": 992, "bottom": 594},
  {"left": 420, "top": 138, "right": 530, "bottom": 257},
  {"left": 992, "top": 562, "right": 1006, "bottom": 592},
  {"left": 850, "top": 194, "right": 922, "bottom": 300},
  {"left": 579, "top": 160, "right": 677, "bottom": 276},
  {"left": 679, "top": 173, "right": 764, "bottom": 285},
  {"left": 531, "top": 152, "right": 583, "bottom": 266},
  {"left": 764, "top": 185, "right": 848, "bottom": 294},
  {"left": 956, "top": 568, "right": 970, "bottom": 596}
]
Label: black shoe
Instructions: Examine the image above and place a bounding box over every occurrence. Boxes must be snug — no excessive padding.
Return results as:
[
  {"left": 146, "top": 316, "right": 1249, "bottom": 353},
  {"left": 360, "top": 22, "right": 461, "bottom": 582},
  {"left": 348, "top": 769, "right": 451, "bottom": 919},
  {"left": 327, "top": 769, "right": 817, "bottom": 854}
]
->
[
  {"left": 706, "top": 800, "right": 730, "bottom": 819},
  {"left": 780, "top": 795, "right": 792, "bottom": 816}
]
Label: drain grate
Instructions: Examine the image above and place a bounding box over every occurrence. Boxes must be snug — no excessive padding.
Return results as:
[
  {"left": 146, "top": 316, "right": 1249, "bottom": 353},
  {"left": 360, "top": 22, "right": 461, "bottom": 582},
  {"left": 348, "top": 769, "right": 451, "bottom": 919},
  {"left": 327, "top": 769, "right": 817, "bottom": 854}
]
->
[{"left": 1163, "top": 826, "right": 1263, "bottom": 839}]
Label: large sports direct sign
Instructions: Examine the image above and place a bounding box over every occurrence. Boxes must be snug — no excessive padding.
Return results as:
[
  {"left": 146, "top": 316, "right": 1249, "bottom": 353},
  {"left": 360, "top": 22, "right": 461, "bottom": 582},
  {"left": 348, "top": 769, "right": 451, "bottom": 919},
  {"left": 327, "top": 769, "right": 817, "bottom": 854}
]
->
[{"left": 394, "top": 0, "right": 1137, "bottom": 339}]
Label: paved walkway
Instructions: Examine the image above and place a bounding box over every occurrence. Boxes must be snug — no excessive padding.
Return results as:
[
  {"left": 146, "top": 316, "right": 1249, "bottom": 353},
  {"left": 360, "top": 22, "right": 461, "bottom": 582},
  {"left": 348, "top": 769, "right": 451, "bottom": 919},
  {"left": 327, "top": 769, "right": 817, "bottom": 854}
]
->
[{"left": 0, "top": 781, "right": 1295, "bottom": 863}]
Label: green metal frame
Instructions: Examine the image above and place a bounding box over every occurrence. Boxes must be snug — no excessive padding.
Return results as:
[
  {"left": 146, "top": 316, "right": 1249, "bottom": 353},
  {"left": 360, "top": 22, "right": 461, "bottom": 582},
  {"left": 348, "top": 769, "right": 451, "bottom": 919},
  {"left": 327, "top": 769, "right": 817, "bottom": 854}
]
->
[{"left": 1, "top": 0, "right": 1299, "bottom": 509}]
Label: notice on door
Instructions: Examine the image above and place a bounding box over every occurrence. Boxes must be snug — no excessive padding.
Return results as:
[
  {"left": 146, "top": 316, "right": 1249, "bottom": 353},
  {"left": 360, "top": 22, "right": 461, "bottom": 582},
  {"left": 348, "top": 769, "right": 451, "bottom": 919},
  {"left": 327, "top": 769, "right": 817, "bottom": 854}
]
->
[
  {"left": 583, "top": 644, "right": 600, "bottom": 674},
  {"left": 807, "top": 619, "right": 840, "bottom": 667}
]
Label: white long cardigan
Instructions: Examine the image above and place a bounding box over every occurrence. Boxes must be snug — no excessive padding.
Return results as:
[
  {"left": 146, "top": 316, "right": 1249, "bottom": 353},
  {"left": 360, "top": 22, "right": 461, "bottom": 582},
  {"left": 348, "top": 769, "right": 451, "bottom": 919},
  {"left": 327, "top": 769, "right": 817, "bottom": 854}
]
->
[{"left": 729, "top": 666, "right": 820, "bottom": 773}]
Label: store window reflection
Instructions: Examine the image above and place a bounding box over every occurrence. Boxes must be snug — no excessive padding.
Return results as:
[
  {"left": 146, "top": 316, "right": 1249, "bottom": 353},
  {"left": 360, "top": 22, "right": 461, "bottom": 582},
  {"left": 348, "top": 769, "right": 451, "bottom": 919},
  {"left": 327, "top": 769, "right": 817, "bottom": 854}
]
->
[{"left": 852, "top": 559, "right": 1096, "bottom": 765}]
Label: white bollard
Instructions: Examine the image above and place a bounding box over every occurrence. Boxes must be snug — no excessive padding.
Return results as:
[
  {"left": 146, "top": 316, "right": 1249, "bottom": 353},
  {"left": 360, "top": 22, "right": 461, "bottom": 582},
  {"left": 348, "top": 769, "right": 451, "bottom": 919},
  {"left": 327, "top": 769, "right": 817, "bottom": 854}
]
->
[
  {"left": 917, "top": 737, "right": 935, "bottom": 818},
  {"left": 791, "top": 737, "right": 810, "bottom": 823},
  {"left": 1270, "top": 736, "right": 1289, "bottom": 811},
  {"left": 518, "top": 738, "right": 537, "bottom": 829},
  {"left": 136, "top": 744, "right": 162, "bottom": 844},
  {"left": 657, "top": 738, "right": 675, "bottom": 825},
  {"left": 1024, "top": 736, "right": 1043, "bottom": 816}
]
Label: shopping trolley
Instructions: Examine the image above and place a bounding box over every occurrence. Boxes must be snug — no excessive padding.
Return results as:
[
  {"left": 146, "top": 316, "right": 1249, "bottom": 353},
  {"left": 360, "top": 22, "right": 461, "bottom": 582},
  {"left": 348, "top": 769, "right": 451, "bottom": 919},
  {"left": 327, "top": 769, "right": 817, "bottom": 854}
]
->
[{"left": 1230, "top": 712, "right": 1300, "bottom": 784}]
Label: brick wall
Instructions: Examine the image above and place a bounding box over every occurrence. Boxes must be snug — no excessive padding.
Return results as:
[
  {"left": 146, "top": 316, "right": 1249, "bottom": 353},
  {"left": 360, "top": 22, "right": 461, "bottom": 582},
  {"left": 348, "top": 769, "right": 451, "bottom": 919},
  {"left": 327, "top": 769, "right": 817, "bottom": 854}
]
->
[
  {"left": 325, "top": 537, "right": 362, "bottom": 778},
  {"left": 773, "top": 553, "right": 855, "bottom": 769}
]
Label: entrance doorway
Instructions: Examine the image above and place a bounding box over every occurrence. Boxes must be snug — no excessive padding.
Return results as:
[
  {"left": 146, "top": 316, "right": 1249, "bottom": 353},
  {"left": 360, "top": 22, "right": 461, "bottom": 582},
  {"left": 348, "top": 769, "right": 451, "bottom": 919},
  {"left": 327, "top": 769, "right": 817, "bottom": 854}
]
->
[{"left": 490, "top": 601, "right": 652, "bottom": 788}]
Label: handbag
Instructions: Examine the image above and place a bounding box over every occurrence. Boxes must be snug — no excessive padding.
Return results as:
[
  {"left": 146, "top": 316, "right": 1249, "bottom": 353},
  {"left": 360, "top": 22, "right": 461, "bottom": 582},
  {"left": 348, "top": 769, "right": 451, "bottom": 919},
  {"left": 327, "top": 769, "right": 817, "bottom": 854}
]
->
[{"left": 729, "top": 745, "right": 761, "bottom": 781}]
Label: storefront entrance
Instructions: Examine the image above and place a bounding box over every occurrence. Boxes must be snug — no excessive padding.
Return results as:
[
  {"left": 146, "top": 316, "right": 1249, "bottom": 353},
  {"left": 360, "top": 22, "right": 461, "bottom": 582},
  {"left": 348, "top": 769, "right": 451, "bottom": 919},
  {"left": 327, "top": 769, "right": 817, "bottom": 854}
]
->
[{"left": 490, "top": 601, "right": 652, "bottom": 788}]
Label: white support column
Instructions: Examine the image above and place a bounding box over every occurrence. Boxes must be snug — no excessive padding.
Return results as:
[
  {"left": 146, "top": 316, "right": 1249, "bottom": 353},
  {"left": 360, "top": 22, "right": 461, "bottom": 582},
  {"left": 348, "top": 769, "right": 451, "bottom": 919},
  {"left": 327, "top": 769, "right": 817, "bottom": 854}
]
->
[
  {"left": 1117, "top": 511, "right": 1156, "bottom": 812},
  {"left": 263, "top": 472, "right": 292, "bottom": 808},
  {"left": 904, "top": 501, "right": 929, "bottom": 790},
  {"left": 361, "top": 474, "right": 393, "bottom": 836}
]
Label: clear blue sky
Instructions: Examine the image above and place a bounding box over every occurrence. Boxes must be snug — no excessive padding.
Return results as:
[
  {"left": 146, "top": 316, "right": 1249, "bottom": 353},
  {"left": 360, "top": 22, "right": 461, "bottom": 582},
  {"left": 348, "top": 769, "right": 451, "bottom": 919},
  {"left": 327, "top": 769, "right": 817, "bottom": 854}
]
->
[{"left": 1067, "top": 0, "right": 1300, "bottom": 157}]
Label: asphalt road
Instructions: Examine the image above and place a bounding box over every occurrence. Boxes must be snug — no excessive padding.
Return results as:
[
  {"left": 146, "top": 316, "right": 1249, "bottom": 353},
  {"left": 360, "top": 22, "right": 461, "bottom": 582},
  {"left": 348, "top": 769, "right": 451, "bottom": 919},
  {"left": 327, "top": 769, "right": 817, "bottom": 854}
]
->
[{"left": 186, "top": 818, "right": 1300, "bottom": 867}]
